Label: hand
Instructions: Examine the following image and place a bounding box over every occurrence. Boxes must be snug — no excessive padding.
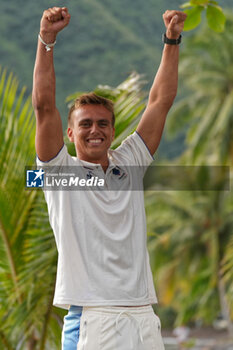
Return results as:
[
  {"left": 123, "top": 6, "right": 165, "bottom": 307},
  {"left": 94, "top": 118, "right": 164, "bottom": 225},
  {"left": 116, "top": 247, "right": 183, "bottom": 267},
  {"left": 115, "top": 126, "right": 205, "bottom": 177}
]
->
[
  {"left": 40, "top": 7, "right": 71, "bottom": 42},
  {"left": 163, "top": 10, "right": 187, "bottom": 40}
]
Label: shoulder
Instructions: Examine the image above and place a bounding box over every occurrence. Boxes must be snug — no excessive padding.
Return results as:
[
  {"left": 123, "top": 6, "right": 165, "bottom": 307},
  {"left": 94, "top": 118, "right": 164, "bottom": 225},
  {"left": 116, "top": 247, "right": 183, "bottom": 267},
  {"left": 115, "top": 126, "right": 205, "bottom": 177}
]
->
[
  {"left": 36, "top": 144, "right": 80, "bottom": 167},
  {"left": 109, "top": 132, "right": 154, "bottom": 167}
]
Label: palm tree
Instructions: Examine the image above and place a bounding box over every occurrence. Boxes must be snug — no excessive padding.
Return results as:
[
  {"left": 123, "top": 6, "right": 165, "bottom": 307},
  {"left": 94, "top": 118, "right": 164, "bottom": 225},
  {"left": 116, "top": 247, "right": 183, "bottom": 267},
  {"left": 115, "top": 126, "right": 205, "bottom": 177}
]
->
[
  {"left": 166, "top": 13, "right": 233, "bottom": 165},
  {"left": 146, "top": 189, "right": 233, "bottom": 329},
  {"left": 0, "top": 69, "right": 148, "bottom": 349},
  {"left": 0, "top": 66, "right": 61, "bottom": 350},
  {"left": 145, "top": 14, "right": 233, "bottom": 332}
]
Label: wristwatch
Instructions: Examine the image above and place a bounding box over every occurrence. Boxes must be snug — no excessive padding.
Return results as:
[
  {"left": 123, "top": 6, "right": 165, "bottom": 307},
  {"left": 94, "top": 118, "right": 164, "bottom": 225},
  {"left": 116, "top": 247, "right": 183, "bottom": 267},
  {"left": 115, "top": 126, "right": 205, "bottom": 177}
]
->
[{"left": 162, "top": 33, "right": 182, "bottom": 45}]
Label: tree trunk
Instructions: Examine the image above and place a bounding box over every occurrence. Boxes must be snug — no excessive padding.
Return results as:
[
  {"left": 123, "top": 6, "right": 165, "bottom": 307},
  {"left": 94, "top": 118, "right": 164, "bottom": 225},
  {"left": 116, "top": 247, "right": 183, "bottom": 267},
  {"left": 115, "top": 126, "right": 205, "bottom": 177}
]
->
[
  {"left": 39, "top": 278, "right": 56, "bottom": 350},
  {"left": 0, "top": 331, "right": 14, "bottom": 350},
  {"left": 27, "top": 331, "right": 38, "bottom": 350},
  {"left": 217, "top": 268, "right": 233, "bottom": 334}
]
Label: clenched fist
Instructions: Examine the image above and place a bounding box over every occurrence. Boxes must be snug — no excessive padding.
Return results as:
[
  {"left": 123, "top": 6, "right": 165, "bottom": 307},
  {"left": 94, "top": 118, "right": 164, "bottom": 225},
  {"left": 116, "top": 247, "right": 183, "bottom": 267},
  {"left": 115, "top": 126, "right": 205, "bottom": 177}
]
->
[
  {"left": 40, "top": 7, "right": 71, "bottom": 42},
  {"left": 163, "top": 10, "right": 187, "bottom": 39}
]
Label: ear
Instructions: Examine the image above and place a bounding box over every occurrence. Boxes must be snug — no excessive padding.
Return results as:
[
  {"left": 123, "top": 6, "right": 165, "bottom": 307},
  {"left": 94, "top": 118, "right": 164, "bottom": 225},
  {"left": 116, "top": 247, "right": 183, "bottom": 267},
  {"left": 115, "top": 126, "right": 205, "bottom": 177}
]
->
[{"left": 67, "top": 127, "right": 74, "bottom": 142}]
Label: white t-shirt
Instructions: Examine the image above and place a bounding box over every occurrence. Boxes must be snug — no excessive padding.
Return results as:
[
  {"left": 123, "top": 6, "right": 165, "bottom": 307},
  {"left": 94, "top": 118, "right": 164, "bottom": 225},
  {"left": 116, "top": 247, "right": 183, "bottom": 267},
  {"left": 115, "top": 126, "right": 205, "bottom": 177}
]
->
[{"left": 37, "top": 131, "right": 157, "bottom": 309}]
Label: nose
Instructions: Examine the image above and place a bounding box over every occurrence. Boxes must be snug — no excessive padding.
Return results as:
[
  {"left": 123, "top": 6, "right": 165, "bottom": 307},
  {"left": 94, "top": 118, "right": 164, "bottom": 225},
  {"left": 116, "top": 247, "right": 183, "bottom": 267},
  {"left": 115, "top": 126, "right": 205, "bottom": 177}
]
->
[{"left": 90, "top": 122, "right": 100, "bottom": 134}]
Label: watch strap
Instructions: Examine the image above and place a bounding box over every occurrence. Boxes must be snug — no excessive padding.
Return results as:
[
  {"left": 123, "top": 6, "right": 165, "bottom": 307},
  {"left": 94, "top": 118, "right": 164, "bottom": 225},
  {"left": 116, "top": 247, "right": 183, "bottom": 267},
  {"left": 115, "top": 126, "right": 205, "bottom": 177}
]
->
[{"left": 162, "top": 33, "right": 182, "bottom": 45}]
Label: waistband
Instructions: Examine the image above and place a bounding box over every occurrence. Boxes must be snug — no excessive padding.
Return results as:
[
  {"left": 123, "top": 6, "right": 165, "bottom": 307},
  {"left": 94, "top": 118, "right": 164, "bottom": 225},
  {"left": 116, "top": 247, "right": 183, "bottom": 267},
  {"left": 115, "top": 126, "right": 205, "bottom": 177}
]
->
[
  {"left": 82, "top": 304, "right": 154, "bottom": 316},
  {"left": 81, "top": 305, "right": 157, "bottom": 347}
]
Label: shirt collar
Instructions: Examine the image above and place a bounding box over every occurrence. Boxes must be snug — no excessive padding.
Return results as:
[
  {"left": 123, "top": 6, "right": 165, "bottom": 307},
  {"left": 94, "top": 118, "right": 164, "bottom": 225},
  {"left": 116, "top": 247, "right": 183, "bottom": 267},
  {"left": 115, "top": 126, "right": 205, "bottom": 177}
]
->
[{"left": 78, "top": 155, "right": 124, "bottom": 175}]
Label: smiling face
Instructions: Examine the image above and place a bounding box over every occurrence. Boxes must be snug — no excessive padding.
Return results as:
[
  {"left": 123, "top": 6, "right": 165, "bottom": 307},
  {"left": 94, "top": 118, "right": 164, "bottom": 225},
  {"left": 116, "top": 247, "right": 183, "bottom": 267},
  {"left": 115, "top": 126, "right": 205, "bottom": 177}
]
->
[{"left": 67, "top": 104, "right": 115, "bottom": 167}]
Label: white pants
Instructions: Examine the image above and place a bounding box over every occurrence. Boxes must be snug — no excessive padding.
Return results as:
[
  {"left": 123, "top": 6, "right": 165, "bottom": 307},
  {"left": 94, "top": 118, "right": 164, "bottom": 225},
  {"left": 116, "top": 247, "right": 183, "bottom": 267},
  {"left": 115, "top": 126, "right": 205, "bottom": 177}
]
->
[{"left": 77, "top": 305, "right": 165, "bottom": 350}]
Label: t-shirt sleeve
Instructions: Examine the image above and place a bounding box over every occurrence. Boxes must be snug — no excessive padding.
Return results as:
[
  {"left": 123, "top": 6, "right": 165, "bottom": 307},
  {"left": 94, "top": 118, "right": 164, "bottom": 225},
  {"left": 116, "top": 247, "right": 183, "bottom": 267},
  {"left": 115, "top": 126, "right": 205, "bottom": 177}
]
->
[
  {"left": 114, "top": 131, "right": 154, "bottom": 168},
  {"left": 36, "top": 144, "right": 68, "bottom": 167},
  {"left": 35, "top": 145, "right": 70, "bottom": 228}
]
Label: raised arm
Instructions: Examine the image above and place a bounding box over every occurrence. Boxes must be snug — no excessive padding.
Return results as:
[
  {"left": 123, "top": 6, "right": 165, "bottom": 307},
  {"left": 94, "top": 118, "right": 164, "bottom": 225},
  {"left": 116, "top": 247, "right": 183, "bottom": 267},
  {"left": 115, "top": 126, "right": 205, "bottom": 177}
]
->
[
  {"left": 136, "top": 10, "right": 187, "bottom": 155},
  {"left": 32, "top": 7, "right": 71, "bottom": 161}
]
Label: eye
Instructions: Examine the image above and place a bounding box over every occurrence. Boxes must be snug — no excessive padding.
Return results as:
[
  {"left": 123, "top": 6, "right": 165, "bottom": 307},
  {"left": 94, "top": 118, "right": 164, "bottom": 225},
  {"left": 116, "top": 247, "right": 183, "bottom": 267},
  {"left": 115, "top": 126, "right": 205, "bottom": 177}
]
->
[
  {"left": 80, "top": 121, "right": 91, "bottom": 127},
  {"left": 99, "top": 121, "right": 109, "bottom": 127}
]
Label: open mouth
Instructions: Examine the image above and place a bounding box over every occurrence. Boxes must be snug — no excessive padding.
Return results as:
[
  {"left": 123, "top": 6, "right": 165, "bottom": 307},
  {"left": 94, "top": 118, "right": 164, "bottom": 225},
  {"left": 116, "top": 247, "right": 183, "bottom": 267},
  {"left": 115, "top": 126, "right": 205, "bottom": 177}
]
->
[{"left": 86, "top": 138, "right": 104, "bottom": 145}]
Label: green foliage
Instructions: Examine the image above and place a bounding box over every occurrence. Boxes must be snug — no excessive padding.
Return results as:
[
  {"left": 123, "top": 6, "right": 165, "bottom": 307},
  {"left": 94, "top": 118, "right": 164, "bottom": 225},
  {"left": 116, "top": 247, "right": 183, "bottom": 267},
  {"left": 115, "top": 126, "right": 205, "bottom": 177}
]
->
[
  {"left": 0, "top": 67, "right": 63, "bottom": 349},
  {"left": 181, "top": 0, "right": 226, "bottom": 32},
  {"left": 221, "top": 193, "right": 233, "bottom": 310},
  {"left": 166, "top": 13, "right": 233, "bottom": 165},
  {"left": 0, "top": 0, "right": 163, "bottom": 125},
  {"left": 182, "top": 6, "right": 204, "bottom": 30},
  {"left": 206, "top": 4, "right": 226, "bottom": 32},
  {"left": 146, "top": 188, "right": 233, "bottom": 325},
  {"left": 0, "top": 0, "right": 230, "bottom": 158},
  {"left": 146, "top": 13, "right": 233, "bottom": 329}
]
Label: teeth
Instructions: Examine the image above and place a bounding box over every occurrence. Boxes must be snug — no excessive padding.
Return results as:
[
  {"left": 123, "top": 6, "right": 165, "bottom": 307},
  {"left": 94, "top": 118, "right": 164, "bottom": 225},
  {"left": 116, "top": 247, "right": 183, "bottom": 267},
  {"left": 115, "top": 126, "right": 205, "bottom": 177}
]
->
[{"left": 88, "top": 139, "right": 102, "bottom": 144}]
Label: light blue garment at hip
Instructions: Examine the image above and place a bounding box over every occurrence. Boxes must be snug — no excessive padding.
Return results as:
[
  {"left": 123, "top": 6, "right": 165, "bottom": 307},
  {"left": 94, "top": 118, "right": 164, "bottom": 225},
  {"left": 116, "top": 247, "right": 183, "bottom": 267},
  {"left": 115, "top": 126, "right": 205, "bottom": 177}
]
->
[{"left": 62, "top": 306, "right": 83, "bottom": 350}]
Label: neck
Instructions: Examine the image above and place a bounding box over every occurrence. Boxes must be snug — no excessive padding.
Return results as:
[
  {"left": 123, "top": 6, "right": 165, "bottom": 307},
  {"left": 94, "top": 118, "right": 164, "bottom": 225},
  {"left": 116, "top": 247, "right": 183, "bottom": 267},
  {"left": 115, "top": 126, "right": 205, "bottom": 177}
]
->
[{"left": 75, "top": 151, "right": 109, "bottom": 172}]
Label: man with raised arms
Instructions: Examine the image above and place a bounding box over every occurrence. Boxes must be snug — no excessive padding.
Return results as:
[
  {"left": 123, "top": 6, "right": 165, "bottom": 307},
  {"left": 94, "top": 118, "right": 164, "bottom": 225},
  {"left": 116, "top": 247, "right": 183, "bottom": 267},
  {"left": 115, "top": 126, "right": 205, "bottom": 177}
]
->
[{"left": 33, "top": 7, "right": 186, "bottom": 350}]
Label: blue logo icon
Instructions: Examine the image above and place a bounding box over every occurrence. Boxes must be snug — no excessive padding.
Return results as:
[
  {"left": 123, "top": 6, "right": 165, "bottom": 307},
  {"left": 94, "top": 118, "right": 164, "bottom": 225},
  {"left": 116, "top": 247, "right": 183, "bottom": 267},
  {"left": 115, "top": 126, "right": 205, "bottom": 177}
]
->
[{"left": 26, "top": 169, "right": 45, "bottom": 188}]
